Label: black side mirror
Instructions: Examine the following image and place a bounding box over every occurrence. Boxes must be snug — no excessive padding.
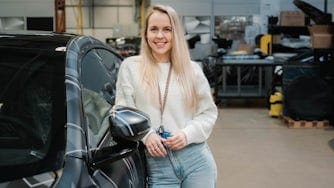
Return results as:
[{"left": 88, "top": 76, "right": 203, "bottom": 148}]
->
[
  {"left": 109, "top": 105, "right": 150, "bottom": 141},
  {"left": 91, "top": 140, "right": 138, "bottom": 169}
]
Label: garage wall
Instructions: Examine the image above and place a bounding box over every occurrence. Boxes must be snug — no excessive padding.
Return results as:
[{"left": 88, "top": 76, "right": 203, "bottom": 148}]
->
[
  {"left": 151, "top": 0, "right": 333, "bottom": 37},
  {"left": 0, "top": 0, "right": 138, "bottom": 42},
  {"left": 0, "top": 0, "right": 333, "bottom": 43},
  {"left": 151, "top": 0, "right": 333, "bottom": 17},
  {"left": 151, "top": 0, "right": 259, "bottom": 16},
  {"left": 0, "top": 0, "right": 54, "bottom": 31},
  {"left": 65, "top": 0, "right": 139, "bottom": 42},
  {"left": 0, "top": 0, "right": 54, "bottom": 17}
]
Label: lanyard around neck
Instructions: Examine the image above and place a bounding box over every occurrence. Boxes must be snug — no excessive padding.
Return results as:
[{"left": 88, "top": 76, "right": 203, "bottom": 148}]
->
[{"left": 158, "top": 64, "right": 172, "bottom": 126}]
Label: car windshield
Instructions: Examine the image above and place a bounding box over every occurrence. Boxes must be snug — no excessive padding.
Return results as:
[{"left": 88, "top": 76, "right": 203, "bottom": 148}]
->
[{"left": 0, "top": 47, "right": 66, "bottom": 176}]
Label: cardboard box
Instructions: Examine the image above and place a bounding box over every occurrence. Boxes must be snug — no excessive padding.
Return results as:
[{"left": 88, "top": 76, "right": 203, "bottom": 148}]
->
[
  {"left": 280, "top": 11, "right": 305, "bottom": 26},
  {"left": 308, "top": 25, "right": 334, "bottom": 49},
  {"left": 272, "top": 35, "right": 282, "bottom": 44},
  {"left": 237, "top": 43, "right": 253, "bottom": 54}
]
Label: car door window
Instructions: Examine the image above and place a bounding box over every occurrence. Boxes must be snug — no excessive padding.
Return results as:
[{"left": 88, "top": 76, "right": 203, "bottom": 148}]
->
[
  {"left": 0, "top": 48, "right": 66, "bottom": 171},
  {"left": 81, "top": 48, "right": 121, "bottom": 148}
]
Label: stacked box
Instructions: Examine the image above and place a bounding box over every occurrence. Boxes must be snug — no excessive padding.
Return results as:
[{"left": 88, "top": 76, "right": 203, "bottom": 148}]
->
[
  {"left": 308, "top": 25, "right": 334, "bottom": 49},
  {"left": 280, "top": 11, "right": 305, "bottom": 26}
]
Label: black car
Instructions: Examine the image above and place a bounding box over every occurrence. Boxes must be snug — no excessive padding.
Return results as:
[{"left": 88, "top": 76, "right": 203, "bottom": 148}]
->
[{"left": 0, "top": 31, "right": 149, "bottom": 187}]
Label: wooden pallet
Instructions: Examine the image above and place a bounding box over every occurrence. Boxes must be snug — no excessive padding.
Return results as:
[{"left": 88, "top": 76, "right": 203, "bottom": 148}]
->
[{"left": 281, "top": 115, "right": 330, "bottom": 128}]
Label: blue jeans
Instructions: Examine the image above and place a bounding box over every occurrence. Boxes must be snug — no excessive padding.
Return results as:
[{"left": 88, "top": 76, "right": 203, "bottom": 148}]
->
[{"left": 145, "top": 142, "right": 217, "bottom": 188}]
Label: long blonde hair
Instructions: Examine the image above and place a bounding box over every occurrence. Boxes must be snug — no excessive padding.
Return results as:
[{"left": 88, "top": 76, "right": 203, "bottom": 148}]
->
[{"left": 139, "top": 4, "right": 198, "bottom": 110}]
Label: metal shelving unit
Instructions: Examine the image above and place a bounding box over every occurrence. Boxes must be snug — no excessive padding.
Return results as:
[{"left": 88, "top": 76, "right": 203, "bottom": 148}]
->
[{"left": 214, "top": 58, "right": 282, "bottom": 99}]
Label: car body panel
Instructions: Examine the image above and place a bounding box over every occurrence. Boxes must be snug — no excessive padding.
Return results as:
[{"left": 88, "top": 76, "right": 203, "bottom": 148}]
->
[{"left": 0, "top": 31, "right": 146, "bottom": 188}]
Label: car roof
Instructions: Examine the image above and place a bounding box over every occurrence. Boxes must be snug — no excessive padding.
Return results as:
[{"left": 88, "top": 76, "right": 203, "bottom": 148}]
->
[{"left": 0, "top": 30, "right": 76, "bottom": 51}]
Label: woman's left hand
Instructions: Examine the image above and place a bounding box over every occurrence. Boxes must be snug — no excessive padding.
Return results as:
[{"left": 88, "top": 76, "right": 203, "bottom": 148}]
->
[{"left": 164, "top": 132, "right": 187, "bottom": 151}]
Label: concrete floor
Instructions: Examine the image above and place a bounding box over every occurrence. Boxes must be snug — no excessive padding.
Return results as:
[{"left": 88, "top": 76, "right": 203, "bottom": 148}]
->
[{"left": 208, "top": 100, "right": 334, "bottom": 188}]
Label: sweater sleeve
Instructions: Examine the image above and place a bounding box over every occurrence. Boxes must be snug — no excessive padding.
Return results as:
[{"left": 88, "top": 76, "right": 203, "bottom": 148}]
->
[
  {"left": 182, "top": 62, "right": 218, "bottom": 144},
  {"left": 115, "top": 58, "right": 136, "bottom": 108},
  {"left": 114, "top": 57, "right": 155, "bottom": 143}
]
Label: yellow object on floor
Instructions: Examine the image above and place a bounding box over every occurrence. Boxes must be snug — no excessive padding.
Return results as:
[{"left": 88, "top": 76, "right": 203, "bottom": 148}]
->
[
  {"left": 269, "top": 91, "right": 283, "bottom": 117},
  {"left": 260, "top": 34, "right": 272, "bottom": 55}
]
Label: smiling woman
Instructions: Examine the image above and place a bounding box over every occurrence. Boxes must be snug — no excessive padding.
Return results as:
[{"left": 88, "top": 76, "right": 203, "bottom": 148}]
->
[
  {"left": 146, "top": 10, "right": 173, "bottom": 62},
  {"left": 115, "top": 4, "right": 218, "bottom": 188}
]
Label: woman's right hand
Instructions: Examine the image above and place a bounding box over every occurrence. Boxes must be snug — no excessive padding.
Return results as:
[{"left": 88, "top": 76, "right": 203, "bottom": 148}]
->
[{"left": 145, "top": 132, "right": 167, "bottom": 157}]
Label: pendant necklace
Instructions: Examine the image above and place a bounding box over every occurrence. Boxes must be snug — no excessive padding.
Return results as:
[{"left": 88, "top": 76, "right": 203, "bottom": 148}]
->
[{"left": 157, "top": 64, "right": 172, "bottom": 137}]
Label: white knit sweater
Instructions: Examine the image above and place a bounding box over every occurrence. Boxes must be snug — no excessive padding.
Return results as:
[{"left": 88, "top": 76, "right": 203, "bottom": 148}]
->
[{"left": 115, "top": 57, "right": 218, "bottom": 145}]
